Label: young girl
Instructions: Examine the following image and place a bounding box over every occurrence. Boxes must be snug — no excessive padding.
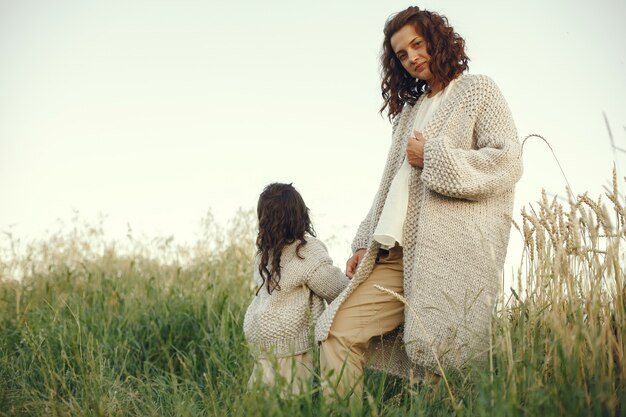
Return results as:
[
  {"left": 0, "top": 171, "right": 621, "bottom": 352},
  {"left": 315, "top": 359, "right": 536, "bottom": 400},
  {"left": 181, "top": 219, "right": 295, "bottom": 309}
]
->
[{"left": 243, "top": 182, "right": 349, "bottom": 395}]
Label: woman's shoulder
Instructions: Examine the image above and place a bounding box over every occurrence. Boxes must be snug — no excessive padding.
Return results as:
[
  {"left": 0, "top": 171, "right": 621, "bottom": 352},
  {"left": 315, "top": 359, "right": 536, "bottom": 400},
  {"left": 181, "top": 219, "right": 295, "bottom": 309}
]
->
[
  {"left": 458, "top": 73, "right": 497, "bottom": 86},
  {"left": 457, "top": 73, "right": 503, "bottom": 96},
  {"left": 450, "top": 74, "right": 508, "bottom": 112}
]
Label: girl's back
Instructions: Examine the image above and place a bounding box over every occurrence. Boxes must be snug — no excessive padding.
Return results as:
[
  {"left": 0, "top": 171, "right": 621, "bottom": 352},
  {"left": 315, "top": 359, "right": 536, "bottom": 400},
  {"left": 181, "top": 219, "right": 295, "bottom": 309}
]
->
[{"left": 244, "top": 236, "right": 348, "bottom": 358}]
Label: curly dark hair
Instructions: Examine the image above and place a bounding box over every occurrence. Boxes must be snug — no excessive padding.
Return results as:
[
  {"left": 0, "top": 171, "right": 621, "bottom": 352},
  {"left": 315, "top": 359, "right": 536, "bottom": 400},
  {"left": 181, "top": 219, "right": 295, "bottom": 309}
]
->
[
  {"left": 255, "top": 183, "right": 316, "bottom": 295},
  {"left": 380, "top": 6, "right": 469, "bottom": 120}
]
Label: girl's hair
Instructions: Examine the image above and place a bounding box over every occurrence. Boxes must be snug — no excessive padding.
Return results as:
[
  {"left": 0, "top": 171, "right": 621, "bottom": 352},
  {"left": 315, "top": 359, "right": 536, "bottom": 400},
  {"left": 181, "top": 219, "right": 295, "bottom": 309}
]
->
[
  {"left": 256, "top": 183, "right": 316, "bottom": 295},
  {"left": 380, "top": 6, "right": 469, "bottom": 120}
]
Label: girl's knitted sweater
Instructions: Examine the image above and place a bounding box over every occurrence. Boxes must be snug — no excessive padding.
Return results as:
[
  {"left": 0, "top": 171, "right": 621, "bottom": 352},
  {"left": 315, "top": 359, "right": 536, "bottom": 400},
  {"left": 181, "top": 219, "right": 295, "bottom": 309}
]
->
[
  {"left": 315, "top": 74, "right": 523, "bottom": 376},
  {"left": 243, "top": 237, "right": 349, "bottom": 358}
]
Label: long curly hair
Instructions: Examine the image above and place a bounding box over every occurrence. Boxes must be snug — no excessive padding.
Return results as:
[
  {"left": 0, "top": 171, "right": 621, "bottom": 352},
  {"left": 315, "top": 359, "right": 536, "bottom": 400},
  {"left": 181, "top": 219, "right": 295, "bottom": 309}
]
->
[
  {"left": 255, "top": 183, "right": 316, "bottom": 295},
  {"left": 380, "top": 6, "right": 469, "bottom": 120}
]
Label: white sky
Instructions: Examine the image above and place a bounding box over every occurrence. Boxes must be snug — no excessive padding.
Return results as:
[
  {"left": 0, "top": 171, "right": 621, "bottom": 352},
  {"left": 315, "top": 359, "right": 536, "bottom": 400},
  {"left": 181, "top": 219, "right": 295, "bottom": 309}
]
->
[{"left": 1, "top": 0, "right": 625, "bottom": 282}]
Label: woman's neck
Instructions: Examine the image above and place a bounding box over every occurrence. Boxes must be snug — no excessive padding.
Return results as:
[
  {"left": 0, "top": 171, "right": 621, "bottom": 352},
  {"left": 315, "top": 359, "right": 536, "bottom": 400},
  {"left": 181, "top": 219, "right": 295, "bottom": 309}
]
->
[{"left": 426, "top": 81, "right": 443, "bottom": 98}]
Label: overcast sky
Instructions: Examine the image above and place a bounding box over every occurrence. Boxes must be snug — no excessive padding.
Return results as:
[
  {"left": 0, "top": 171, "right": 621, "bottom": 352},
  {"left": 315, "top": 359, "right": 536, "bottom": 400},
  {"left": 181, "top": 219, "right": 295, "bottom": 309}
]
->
[{"left": 1, "top": 0, "right": 625, "bottom": 280}]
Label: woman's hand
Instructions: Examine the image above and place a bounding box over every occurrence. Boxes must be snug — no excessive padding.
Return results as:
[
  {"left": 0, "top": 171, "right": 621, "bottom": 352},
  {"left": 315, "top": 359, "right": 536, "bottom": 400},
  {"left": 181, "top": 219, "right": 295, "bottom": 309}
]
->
[
  {"left": 407, "top": 130, "right": 425, "bottom": 168},
  {"left": 346, "top": 249, "right": 366, "bottom": 278}
]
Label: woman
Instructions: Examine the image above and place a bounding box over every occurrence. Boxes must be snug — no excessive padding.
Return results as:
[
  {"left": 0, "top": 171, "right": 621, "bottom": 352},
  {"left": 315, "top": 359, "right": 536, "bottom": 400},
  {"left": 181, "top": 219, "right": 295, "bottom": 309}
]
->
[{"left": 315, "top": 6, "right": 523, "bottom": 398}]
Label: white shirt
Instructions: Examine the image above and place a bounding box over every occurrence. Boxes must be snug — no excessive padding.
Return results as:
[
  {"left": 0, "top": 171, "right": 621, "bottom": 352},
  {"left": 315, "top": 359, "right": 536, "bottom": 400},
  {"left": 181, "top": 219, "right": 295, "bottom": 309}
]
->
[{"left": 373, "top": 79, "right": 458, "bottom": 249}]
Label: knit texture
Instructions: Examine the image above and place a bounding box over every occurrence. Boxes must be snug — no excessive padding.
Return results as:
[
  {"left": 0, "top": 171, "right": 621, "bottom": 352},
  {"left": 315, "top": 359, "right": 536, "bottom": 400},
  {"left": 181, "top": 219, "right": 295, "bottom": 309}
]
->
[
  {"left": 315, "top": 74, "right": 523, "bottom": 376},
  {"left": 244, "top": 237, "right": 350, "bottom": 358}
]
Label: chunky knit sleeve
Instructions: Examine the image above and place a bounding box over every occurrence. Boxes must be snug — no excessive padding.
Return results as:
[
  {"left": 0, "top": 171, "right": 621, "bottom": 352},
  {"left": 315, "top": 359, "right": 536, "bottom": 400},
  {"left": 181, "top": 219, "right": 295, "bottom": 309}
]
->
[
  {"left": 303, "top": 239, "right": 349, "bottom": 302},
  {"left": 306, "top": 262, "right": 350, "bottom": 303},
  {"left": 421, "top": 76, "right": 523, "bottom": 201}
]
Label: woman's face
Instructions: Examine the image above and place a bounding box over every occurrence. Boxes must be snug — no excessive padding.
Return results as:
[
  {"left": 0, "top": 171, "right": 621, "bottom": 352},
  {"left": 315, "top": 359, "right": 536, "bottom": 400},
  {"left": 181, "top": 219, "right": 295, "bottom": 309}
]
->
[{"left": 390, "top": 24, "right": 432, "bottom": 82}]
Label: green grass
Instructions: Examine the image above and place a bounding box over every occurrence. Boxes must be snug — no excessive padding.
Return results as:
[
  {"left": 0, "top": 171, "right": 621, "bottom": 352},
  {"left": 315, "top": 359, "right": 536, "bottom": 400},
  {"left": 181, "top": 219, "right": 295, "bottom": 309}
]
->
[{"left": 0, "top": 177, "right": 624, "bottom": 416}]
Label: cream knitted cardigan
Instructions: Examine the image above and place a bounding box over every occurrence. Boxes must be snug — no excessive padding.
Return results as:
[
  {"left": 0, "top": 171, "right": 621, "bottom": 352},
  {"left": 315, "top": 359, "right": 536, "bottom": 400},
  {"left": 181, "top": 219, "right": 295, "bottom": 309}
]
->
[
  {"left": 244, "top": 237, "right": 350, "bottom": 358},
  {"left": 315, "top": 74, "right": 523, "bottom": 376}
]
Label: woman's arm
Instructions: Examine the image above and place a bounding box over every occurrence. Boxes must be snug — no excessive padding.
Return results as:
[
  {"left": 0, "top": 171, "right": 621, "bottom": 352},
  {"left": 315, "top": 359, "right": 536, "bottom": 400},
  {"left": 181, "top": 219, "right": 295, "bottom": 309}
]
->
[{"left": 421, "top": 76, "right": 523, "bottom": 201}]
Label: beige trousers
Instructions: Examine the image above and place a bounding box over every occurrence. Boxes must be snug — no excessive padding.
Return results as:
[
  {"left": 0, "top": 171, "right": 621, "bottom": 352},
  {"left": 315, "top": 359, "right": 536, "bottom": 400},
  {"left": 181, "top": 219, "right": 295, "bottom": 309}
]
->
[
  {"left": 248, "top": 352, "right": 313, "bottom": 396},
  {"left": 320, "top": 245, "right": 405, "bottom": 398}
]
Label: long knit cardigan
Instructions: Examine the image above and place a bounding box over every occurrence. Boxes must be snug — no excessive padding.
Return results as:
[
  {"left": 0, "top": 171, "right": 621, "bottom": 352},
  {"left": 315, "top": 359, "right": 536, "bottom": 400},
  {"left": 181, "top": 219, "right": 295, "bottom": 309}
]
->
[
  {"left": 315, "top": 74, "right": 523, "bottom": 377},
  {"left": 244, "top": 237, "right": 350, "bottom": 359}
]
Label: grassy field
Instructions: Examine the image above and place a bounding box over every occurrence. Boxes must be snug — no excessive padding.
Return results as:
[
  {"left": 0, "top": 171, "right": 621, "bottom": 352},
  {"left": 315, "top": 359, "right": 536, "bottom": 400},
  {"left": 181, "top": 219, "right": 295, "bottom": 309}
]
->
[{"left": 0, "top": 176, "right": 624, "bottom": 417}]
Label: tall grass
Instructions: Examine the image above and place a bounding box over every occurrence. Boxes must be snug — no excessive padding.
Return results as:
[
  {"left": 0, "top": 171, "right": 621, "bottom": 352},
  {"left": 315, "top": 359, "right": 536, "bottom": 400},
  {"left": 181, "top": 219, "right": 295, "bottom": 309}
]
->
[{"left": 0, "top": 174, "right": 624, "bottom": 416}]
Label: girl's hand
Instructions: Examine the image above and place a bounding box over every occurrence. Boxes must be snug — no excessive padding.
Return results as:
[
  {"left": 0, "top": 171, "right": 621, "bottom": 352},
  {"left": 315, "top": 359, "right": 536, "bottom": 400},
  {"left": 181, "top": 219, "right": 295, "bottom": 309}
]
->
[
  {"left": 407, "top": 130, "right": 425, "bottom": 168},
  {"left": 346, "top": 249, "right": 366, "bottom": 278}
]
